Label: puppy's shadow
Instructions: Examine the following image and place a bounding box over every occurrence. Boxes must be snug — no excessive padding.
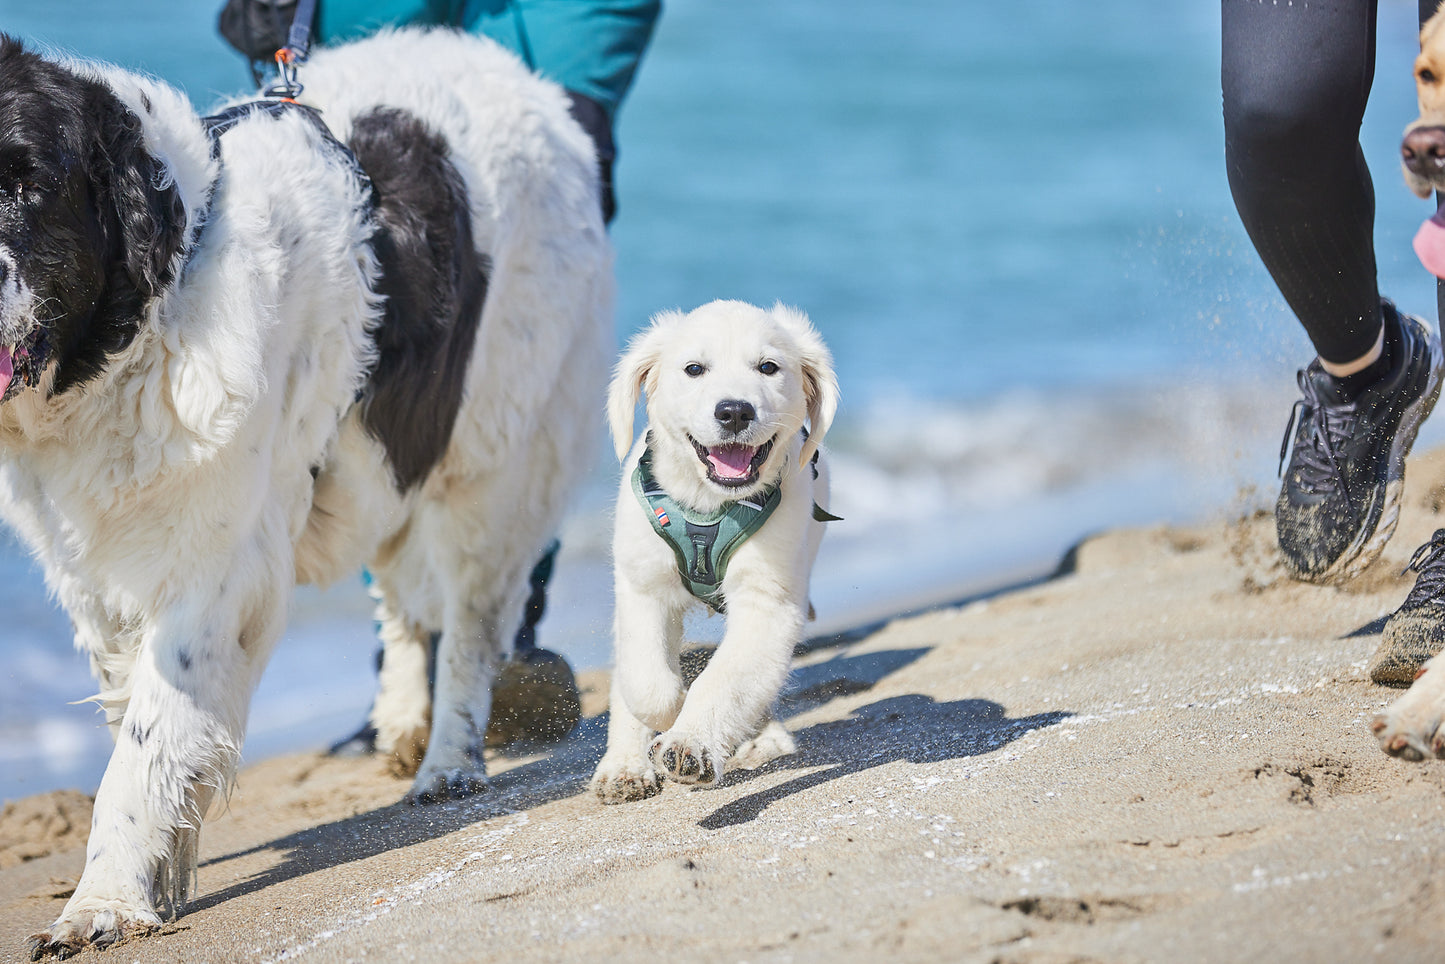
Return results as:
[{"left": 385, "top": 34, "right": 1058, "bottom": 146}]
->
[{"left": 700, "top": 694, "right": 1071, "bottom": 830}]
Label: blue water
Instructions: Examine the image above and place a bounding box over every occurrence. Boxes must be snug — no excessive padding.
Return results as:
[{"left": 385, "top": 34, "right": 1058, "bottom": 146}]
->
[{"left": 0, "top": 0, "right": 1439, "bottom": 800}]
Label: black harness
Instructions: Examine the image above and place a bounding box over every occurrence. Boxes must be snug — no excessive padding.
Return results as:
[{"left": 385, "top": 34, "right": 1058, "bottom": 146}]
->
[{"left": 189, "top": 98, "right": 373, "bottom": 253}]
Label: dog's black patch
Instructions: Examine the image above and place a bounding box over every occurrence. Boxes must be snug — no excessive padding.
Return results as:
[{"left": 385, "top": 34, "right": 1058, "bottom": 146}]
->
[
  {"left": 0, "top": 35, "right": 185, "bottom": 397},
  {"left": 347, "top": 107, "right": 488, "bottom": 491}
]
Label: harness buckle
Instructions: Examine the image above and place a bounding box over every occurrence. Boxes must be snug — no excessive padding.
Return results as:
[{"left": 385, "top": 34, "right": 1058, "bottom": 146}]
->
[{"left": 264, "top": 48, "right": 304, "bottom": 101}]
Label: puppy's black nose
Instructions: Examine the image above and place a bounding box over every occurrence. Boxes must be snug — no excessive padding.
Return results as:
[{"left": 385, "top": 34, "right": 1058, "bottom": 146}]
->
[
  {"left": 714, "top": 399, "right": 756, "bottom": 435},
  {"left": 1403, "top": 126, "right": 1445, "bottom": 176}
]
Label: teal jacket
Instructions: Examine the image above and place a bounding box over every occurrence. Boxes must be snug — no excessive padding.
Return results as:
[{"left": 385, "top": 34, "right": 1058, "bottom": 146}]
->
[{"left": 315, "top": 0, "right": 660, "bottom": 121}]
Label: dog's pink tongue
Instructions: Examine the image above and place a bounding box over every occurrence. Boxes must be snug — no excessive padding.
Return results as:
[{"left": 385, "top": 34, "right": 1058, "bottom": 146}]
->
[
  {"left": 1415, "top": 203, "right": 1445, "bottom": 279},
  {"left": 708, "top": 444, "right": 755, "bottom": 479},
  {"left": 0, "top": 348, "right": 11, "bottom": 399}
]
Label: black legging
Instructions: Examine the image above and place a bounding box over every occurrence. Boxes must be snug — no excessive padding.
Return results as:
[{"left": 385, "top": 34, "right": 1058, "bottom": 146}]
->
[{"left": 1222, "top": 0, "right": 1442, "bottom": 365}]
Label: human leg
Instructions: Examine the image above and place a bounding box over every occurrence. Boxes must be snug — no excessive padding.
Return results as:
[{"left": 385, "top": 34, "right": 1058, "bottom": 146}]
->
[{"left": 1224, "top": 0, "right": 1444, "bottom": 581}]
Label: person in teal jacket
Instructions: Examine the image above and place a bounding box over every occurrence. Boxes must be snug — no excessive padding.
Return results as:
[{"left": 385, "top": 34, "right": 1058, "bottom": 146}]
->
[{"left": 314, "top": 0, "right": 660, "bottom": 222}]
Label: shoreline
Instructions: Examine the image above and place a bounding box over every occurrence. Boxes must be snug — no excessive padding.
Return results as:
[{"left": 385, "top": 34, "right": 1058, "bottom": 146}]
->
[{"left": 8, "top": 453, "right": 1445, "bottom": 959}]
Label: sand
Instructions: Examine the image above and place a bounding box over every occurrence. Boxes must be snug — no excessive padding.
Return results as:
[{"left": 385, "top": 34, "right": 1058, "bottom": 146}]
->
[{"left": 9, "top": 452, "right": 1445, "bottom": 963}]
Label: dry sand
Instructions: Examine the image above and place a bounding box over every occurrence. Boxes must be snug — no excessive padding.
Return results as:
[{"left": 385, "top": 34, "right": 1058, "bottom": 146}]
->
[{"left": 10, "top": 451, "right": 1445, "bottom": 963}]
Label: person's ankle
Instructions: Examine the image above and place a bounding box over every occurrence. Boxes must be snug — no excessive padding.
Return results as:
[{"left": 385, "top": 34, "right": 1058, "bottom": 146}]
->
[{"left": 1322, "top": 311, "right": 1395, "bottom": 399}]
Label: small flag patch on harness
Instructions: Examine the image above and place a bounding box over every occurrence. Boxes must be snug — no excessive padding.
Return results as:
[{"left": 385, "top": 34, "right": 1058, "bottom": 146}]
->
[{"left": 654, "top": 506, "right": 670, "bottom": 526}]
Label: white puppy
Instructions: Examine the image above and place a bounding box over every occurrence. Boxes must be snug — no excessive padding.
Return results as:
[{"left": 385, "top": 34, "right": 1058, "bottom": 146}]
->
[{"left": 590, "top": 301, "right": 840, "bottom": 803}]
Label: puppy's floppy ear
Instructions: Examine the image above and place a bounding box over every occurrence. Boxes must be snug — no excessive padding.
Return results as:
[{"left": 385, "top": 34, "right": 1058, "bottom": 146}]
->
[
  {"left": 771, "top": 303, "right": 839, "bottom": 468},
  {"left": 607, "top": 311, "right": 680, "bottom": 461}
]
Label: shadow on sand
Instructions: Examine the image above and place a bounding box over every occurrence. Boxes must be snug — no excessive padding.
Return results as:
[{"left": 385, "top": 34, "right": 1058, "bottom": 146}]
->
[
  {"left": 699, "top": 694, "right": 1071, "bottom": 830},
  {"left": 192, "top": 569, "right": 1074, "bottom": 911}
]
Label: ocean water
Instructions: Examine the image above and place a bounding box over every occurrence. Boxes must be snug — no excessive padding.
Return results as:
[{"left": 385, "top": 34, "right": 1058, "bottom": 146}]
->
[{"left": 0, "top": 0, "right": 1439, "bottom": 801}]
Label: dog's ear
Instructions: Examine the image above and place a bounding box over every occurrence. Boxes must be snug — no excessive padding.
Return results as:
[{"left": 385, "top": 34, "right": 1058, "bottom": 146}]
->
[
  {"left": 88, "top": 86, "right": 186, "bottom": 302},
  {"left": 607, "top": 311, "right": 679, "bottom": 461},
  {"left": 771, "top": 303, "right": 839, "bottom": 469}
]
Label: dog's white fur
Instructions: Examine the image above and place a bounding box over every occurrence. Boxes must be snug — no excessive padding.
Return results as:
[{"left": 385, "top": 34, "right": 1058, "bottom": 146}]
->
[
  {"left": 589, "top": 301, "right": 839, "bottom": 803},
  {"left": 12, "top": 31, "right": 610, "bottom": 952}
]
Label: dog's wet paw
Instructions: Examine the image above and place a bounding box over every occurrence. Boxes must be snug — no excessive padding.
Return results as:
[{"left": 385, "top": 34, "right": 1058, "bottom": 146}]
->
[
  {"left": 1373, "top": 663, "right": 1445, "bottom": 761},
  {"left": 589, "top": 758, "right": 663, "bottom": 805},
  {"left": 649, "top": 733, "right": 720, "bottom": 787},
  {"left": 406, "top": 767, "right": 490, "bottom": 805},
  {"left": 729, "top": 719, "right": 795, "bottom": 772},
  {"left": 28, "top": 904, "right": 162, "bottom": 960}
]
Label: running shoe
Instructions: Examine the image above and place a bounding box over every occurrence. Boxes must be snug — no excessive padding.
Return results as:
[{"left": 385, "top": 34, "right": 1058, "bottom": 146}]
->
[
  {"left": 1371, "top": 529, "right": 1445, "bottom": 686},
  {"left": 1276, "top": 302, "right": 1443, "bottom": 583}
]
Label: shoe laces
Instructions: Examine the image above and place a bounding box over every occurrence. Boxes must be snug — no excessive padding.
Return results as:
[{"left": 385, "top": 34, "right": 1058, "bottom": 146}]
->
[
  {"left": 1277, "top": 370, "right": 1360, "bottom": 509},
  {"left": 1402, "top": 529, "right": 1445, "bottom": 607}
]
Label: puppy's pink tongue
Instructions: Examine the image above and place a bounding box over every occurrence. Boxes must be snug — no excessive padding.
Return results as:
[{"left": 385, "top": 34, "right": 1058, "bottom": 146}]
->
[
  {"left": 0, "top": 348, "right": 12, "bottom": 399},
  {"left": 708, "top": 444, "right": 755, "bottom": 479},
  {"left": 1414, "top": 204, "right": 1445, "bottom": 279}
]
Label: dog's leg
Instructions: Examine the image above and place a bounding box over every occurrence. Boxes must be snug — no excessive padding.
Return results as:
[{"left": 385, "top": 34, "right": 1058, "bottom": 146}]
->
[
  {"left": 369, "top": 593, "right": 432, "bottom": 776},
  {"left": 729, "top": 716, "right": 796, "bottom": 772},
  {"left": 590, "top": 671, "right": 665, "bottom": 804},
  {"left": 1373, "top": 654, "right": 1445, "bottom": 759},
  {"left": 612, "top": 579, "right": 687, "bottom": 731},
  {"left": 29, "top": 601, "right": 268, "bottom": 958},
  {"left": 649, "top": 590, "right": 802, "bottom": 788},
  {"left": 406, "top": 561, "right": 523, "bottom": 804}
]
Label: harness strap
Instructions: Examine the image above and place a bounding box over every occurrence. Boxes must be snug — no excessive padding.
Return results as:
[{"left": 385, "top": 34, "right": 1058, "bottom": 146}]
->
[{"left": 632, "top": 447, "right": 781, "bottom": 613}]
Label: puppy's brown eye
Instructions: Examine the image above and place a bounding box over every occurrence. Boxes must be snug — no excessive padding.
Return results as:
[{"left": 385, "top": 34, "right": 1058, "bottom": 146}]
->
[
  {"left": 684, "top": 363, "right": 705, "bottom": 377},
  {"left": 758, "top": 360, "right": 780, "bottom": 375}
]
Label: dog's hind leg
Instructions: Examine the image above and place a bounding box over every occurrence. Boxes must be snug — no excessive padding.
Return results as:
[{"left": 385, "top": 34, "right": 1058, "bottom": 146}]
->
[
  {"left": 404, "top": 558, "right": 527, "bottom": 804},
  {"left": 369, "top": 592, "right": 433, "bottom": 776}
]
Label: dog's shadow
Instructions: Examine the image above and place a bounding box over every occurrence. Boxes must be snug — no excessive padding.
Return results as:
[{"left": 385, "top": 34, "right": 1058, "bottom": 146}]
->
[
  {"left": 191, "top": 644, "right": 1065, "bottom": 909},
  {"left": 702, "top": 690, "right": 1071, "bottom": 830},
  {"left": 190, "top": 715, "right": 611, "bottom": 912}
]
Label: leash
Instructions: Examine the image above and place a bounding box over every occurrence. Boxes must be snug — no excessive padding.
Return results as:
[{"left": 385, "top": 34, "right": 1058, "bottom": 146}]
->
[{"left": 263, "top": 0, "right": 317, "bottom": 100}]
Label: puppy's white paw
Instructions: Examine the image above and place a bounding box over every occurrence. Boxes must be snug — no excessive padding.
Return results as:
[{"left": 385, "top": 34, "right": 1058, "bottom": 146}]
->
[
  {"left": 28, "top": 901, "right": 162, "bottom": 959},
  {"left": 406, "top": 765, "right": 489, "bottom": 805},
  {"left": 649, "top": 732, "right": 721, "bottom": 787},
  {"left": 1373, "top": 664, "right": 1445, "bottom": 760},
  {"left": 728, "top": 719, "right": 795, "bottom": 772},
  {"left": 590, "top": 756, "right": 663, "bottom": 805}
]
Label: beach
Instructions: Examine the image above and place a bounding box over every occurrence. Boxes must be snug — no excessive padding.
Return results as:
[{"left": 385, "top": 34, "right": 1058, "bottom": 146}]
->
[{"left": 8, "top": 448, "right": 1445, "bottom": 963}]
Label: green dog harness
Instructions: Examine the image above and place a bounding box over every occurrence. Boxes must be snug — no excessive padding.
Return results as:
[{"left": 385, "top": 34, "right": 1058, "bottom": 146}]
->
[{"left": 632, "top": 447, "right": 780, "bottom": 613}]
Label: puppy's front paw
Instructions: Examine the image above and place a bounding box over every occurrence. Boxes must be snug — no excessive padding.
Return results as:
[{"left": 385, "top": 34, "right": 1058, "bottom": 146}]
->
[
  {"left": 1373, "top": 664, "right": 1445, "bottom": 760},
  {"left": 589, "top": 757, "right": 663, "bottom": 805},
  {"left": 406, "top": 766, "right": 489, "bottom": 805},
  {"left": 28, "top": 902, "right": 162, "bottom": 959},
  {"left": 649, "top": 733, "right": 720, "bottom": 787}
]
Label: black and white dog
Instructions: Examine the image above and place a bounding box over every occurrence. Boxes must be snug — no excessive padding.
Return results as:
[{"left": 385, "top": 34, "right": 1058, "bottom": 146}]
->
[{"left": 0, "top": 29, "right": 610, "bottom": 957}]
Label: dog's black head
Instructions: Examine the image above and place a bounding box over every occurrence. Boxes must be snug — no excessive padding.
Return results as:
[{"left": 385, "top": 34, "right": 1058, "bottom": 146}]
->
[{"left": 0, "top": 34, "right": 185, "bottom": 402}]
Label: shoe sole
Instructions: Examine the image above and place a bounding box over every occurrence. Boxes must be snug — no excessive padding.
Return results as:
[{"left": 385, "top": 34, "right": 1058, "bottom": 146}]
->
[
  {"left": 1368, "top": 616, "right": 1445, "bottom": 686},
  {"left": 1306, "top": 318, "right": 1445, "bottom": 585}
]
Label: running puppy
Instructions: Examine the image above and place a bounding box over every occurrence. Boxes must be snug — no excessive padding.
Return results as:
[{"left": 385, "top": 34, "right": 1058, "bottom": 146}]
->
[
  {"left": 1, "top": 30, "right": 610, "bottom": 957},
  {"left": 590, "top": 301, "right": 839, "bottom": 803}
]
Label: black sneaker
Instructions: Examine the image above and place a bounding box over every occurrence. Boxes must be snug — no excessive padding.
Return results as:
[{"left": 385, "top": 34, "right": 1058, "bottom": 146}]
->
[
  {"left": 1276, "top": 303, "right": 1443, "bottom": 583},
  {"left": 1372, "top": 529, "right": 1445, "bottom": 686}
]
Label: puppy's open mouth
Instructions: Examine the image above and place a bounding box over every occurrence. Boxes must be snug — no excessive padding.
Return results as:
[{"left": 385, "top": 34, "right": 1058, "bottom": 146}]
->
[{"left": 689, "top": 435, "right": 775, "bottom": 488}]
